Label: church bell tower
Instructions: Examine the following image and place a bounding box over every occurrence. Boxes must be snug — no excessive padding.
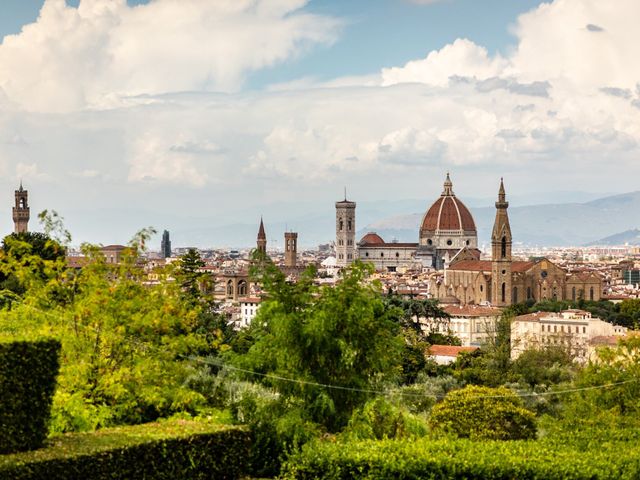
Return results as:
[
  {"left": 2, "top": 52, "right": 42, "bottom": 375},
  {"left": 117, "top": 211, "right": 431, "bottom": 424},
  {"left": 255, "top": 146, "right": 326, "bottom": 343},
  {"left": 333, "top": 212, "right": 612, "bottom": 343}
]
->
[
  {"left": 257, "top": 217, "right": 267, "bottom": 254},
  {"left": 335, "top": 190, "right": 356, "bottom": 267},
  {"left": 13, "top": 182, "right": 30, "bottom": 234},
  {"left": 491, "top": 178, "right": 512, "bottom": 306}
]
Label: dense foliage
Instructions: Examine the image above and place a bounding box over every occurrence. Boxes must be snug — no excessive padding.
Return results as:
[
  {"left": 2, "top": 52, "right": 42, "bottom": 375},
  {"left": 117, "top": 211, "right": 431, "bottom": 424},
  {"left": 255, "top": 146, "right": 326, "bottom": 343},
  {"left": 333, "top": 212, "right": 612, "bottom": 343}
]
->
[
  {"left": 0, "top": 227, "right": 227, "bottom": 433},
  {"left": 281, "top": 427, "right": 640, "bottom": 479},
  {"left": 0, "top": 338, "right": 61, "bottom": 453},
  {"left": 235, "top": 259, "right": 404, "bottom": 432},
  {"left": 0, "top": 419, "right": 250, "bottom": 480},
  {"left": 1, "top": 217, "right": 639, "bottom": 478}
]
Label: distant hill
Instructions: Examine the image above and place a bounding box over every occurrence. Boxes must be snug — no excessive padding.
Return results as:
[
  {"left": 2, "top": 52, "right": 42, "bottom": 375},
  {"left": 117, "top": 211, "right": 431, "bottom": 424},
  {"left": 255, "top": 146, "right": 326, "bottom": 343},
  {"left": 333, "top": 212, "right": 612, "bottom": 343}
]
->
[
  {"left": 587, "top": 228, "right": 640, "bottom": 246},
  {"left": 49, "top": 191, "right": 640, "bottom": 249},
  {"left": 360, "top": 191, "right": 640, "bottom": 247}
]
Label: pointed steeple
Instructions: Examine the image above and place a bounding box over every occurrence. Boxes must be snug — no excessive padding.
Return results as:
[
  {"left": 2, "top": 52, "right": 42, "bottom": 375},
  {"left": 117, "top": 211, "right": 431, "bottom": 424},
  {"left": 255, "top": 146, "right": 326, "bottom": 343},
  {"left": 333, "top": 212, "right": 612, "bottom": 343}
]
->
[
  {"left": 496, "top": 177, "right": 507, "bottom": 207},
  {"left": 491, "top": 177, "right": 513, "bottom": 306},
  {"left": 442, "top": 172, "right": 454, "bottom": 196},
  {"left": 257, "top": 217, "right": 267, "bottom": 254}
]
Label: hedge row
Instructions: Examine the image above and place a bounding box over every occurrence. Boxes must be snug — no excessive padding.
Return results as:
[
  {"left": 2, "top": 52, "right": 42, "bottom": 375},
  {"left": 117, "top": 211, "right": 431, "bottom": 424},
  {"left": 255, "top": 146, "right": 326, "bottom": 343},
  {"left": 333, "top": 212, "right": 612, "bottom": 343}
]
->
[
  {"left": 281, "top": 436, "right": 640, "bottom": 479},
  {"left": 0, "top": 338, "right": 61, "bottom": 454},
  {"left": 0, "top": 420, "right": 251, "bottom": 480}
]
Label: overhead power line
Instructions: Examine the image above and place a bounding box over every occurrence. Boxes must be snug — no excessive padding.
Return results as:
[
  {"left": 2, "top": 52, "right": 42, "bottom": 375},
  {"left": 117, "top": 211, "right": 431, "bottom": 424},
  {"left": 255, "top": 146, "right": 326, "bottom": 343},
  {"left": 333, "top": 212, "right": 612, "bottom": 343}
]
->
[{"left": 184, "top": 355, "right": 638, "bottom": 400}]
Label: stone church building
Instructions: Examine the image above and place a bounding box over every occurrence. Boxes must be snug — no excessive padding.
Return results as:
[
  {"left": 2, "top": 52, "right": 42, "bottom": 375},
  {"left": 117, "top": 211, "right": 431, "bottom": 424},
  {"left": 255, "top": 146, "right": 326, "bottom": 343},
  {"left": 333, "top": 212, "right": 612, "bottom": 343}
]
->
[{"left": 431, "top": 179, "right": 602, "bottom": 307}]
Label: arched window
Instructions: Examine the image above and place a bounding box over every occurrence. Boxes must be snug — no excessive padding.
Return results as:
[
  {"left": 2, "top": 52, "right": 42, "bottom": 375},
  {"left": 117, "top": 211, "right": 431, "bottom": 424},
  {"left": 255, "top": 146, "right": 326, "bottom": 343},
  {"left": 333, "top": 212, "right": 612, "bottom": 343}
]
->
[
  {"left": 501, "top": 282, "right": 506, "bottom": 303},
  {"left": 19, "top": 198, "right": 25, "bottom": 208},
  {"left": 527, "top": 287, "right": 532, "bottom": 299},
  {"left": 590, "top": 287, "right": 594, "bottom": 301},
  {"left": 238, "top": 280, "right": 247, "bottom": 296},
  {"left": 348, "top": 220, "right": 352, "bottom": 231},
  {"left": 395, "top": 252, "right": 399, "bottom": 258},
  {"left": 512, "top": 287, "right": 518, "bottom": 304},
  {"left": 572, "top": 287, "right": 576, "bottom": 301},
  {"left": 226, "top": 280, "right": 233, "bottom": 297},
  {"left": 339, "top": 220, "right": 343, "bottom": 231},
  {"left": 501, "top": 236, "right": 507, "bottom": 258}
]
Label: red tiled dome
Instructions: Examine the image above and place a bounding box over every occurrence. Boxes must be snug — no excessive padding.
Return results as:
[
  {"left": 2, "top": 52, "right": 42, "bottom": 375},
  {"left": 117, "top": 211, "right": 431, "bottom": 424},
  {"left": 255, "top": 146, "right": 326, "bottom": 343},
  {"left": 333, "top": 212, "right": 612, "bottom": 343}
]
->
[
  {"left": 420, "top": 174, "right": 476, "bottom": 234},
  {"left": 359, "top": 232, "right": 385, "bottom": 245}
]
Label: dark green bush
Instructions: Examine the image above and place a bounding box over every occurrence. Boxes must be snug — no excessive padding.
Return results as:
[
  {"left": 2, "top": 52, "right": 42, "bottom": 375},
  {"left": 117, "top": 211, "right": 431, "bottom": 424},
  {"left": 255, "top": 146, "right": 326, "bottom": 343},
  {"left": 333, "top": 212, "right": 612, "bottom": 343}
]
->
[
  {"left": 0, "top": 420, "right": 250, "bottom": 480},
  {"left": 0, "top": 338, "right": 61, "bottom": 454},
  {"left": 429, "top": 385, "right": 537, "bottom": 440},
  {"left": 281, "top": 435, "right": 640, "bottom": 479}
]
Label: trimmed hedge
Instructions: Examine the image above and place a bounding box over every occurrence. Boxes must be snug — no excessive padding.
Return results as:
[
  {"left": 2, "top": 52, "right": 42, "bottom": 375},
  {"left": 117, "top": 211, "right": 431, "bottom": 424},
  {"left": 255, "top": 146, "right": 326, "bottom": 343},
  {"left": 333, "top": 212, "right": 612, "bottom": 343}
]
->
[
  {"left": 0, "top": 420, "right": 250, "bottom": 479},
  {"left": 0, "top": 338, "right": 61, "bottom": 454},
  {"left": 281, "top": 436, "right": 640, "bottom": 479}
]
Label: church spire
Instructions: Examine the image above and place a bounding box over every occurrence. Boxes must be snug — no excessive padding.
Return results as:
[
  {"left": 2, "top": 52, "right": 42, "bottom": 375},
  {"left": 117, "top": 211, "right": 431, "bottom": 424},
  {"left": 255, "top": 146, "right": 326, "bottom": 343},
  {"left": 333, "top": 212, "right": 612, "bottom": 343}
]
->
[
  {"left": 491, "top": 177, "right": 513, "bottom": 306},
  {"left": 442, "top": 172, "right": 454, "bottom": 196},
  {"left": 257, "top": 217, "right": 267, "bottom": 254}
]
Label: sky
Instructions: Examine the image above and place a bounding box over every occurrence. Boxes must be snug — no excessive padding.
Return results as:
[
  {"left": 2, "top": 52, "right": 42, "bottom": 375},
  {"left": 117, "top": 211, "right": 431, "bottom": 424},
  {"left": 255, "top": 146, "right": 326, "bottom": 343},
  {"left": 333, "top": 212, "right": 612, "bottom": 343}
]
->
[{"left": 0, "top": 0, "right": 639, "bottom": 246}]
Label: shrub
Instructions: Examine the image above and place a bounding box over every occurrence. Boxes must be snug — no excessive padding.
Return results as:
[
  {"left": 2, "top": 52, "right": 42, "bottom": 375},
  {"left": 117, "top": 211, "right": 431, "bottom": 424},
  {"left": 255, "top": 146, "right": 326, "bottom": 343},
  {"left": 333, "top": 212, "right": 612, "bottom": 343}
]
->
[
  {"left": 0, "top": 338, "right": 61, "bottom": 454},
  {"left": 223, "top": 378, "right": 320, "bottom": 478},
  {"left": 342, "top": 397, "right": 428, "bottom": 440},
  {"left": 0, "top": 419, "right": 250, "bottom": 480},
  {"left": 429, "top": 385, "right": 537, "bottom": 440}
]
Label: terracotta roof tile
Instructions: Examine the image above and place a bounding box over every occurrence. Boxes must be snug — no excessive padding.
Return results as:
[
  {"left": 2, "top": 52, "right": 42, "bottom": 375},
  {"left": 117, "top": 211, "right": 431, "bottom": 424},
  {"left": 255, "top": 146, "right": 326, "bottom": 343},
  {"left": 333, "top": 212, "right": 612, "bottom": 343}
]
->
[
  {"left": 428, "top": 345, "right": 479, "bottom": 357},
  {"left": 442, "top": 305, "right": 502, "bottom": 317}
]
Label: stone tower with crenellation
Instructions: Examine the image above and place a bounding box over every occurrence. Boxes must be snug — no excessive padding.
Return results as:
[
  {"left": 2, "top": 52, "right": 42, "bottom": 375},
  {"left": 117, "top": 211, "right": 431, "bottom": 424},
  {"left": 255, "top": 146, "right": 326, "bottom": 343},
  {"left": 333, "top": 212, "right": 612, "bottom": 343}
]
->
[
  {"left": 335, "top": 191, "right": 356, "bottom": 267},
  {"left": 491, "top": 178, "right": 513, "bottom": 307},
  {"left": 13, "top": 182, "right": 30, "bottom": 234}
]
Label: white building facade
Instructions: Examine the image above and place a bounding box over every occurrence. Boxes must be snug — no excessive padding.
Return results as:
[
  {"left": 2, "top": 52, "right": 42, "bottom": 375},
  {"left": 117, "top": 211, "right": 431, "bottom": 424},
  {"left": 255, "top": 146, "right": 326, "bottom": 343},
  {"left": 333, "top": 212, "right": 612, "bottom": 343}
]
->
[{"left": 511, "top": 309, "right": 627, "bottom": 361}]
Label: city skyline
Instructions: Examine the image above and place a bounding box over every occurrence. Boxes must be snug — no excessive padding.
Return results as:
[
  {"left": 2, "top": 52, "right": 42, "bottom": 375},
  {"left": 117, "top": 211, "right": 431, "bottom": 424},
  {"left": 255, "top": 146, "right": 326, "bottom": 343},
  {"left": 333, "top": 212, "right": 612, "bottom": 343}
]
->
[{"left": 0, "top": 0, "right": 639, "bottom": 245}]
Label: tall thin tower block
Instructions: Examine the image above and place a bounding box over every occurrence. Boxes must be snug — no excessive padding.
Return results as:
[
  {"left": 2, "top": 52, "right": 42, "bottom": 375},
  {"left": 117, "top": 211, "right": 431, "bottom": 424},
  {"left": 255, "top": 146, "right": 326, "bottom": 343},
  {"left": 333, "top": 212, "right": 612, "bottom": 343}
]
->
[
  {"left": 284, "top": 231, "right": 298, "bottom": 267},
  {"left": 335, "top": 191, "right": 356, "bottom": 267},
  {"left": 161, "top": 230, "right": 172, "bottom": 258},
  {"left": 13, "top": 182, "right": 30, "bottom": 234}
]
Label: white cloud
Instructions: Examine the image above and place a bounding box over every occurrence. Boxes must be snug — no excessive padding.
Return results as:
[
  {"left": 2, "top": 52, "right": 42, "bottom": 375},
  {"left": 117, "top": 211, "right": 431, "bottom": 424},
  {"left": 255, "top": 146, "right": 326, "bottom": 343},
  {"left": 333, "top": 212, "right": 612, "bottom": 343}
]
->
[
  {"left": 381, "top": 38, "right": 508, "bottom": 87},
  {"left": 0, "top": 0, "right": 340, "bottom": 112},
  {"left": 127, "top": 133, "right": 211, "bottom": 187},
  {"left": 0, "top": 0, "right": 639, "bottom": 235}
]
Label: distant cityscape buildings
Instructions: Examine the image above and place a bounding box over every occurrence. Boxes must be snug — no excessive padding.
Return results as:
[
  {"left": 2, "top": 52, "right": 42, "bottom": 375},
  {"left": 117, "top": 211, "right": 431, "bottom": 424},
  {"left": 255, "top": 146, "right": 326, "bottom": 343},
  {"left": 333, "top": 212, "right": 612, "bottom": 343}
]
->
[{"left": 5, "top": 178, "right": 638, "bottom": 363}]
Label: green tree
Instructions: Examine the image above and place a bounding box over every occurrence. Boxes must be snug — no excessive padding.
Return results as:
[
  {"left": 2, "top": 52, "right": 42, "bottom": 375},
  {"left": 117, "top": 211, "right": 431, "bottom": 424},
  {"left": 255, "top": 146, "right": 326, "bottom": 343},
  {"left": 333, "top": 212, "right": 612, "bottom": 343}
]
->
[
  {"left": 429, "top": 385, "right": 537, "bottom": 440},
  {"left": 452, "top": 312, "right": 513, "bottom": 387},
  {"left": 236, "top": 259, "right": 404, "bottom": 431},
  {"left": 174, "top": 248, "right": 208, "bottom": 301},
  {"left": 511, "top": 346, "right": 575, "bottom": 388},
  {"left": 0, "top": 228, "right": 224, "bottom": 433},
  {"left": 0, "top": 232, "right": 67, "bottom": 299},
  {"left": 570, "top": 336, "right": 640, "bottom": 416}
]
